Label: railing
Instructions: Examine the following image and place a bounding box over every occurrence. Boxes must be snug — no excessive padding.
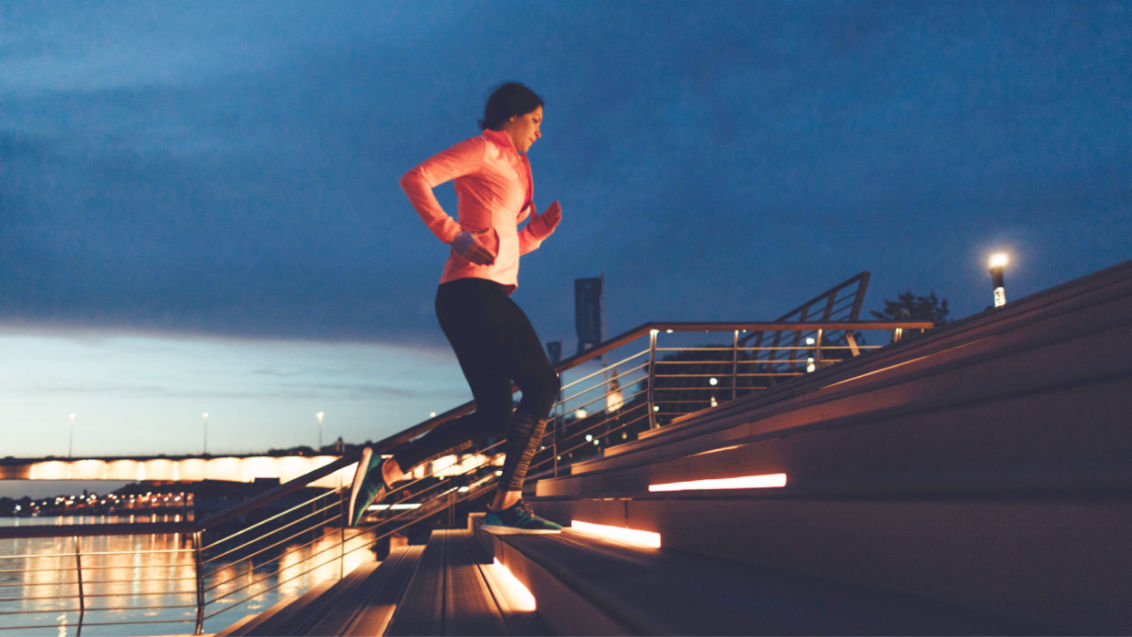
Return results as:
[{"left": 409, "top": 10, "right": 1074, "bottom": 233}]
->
[{"left": 0, "top": 318, "right": 930, "bottom": 636}]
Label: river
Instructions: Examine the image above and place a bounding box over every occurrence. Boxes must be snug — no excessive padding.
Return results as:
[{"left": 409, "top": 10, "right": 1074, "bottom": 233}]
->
[{"left": 0, "top": 515, "right": 378, "bottom": 636}]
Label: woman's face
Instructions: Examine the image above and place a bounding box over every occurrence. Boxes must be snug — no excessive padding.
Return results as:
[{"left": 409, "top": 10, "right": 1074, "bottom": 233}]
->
[{"left": 503, "top": 105, "right": 542, "bottom": 152}]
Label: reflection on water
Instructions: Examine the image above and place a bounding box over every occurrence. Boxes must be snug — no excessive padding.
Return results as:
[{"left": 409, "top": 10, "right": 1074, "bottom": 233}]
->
[{"left": 0, "top": 515, "right": 377, "bottom": 636}]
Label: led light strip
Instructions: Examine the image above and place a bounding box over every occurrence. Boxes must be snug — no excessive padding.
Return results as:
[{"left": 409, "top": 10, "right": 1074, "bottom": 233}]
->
[
  {"left": 571, "top": 520, "right": 662, "bottom": 548},
  {"left": 648, "top": 473, "right": 787, "bottom": 492},
  {"left": 486, "top": 558, "right": 537, "bottom": 611}
]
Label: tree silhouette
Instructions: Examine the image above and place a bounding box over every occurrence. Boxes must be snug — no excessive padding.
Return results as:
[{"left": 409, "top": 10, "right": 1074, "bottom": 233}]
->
[{"left": 870, "top": 290, "right": 950, "bottom": 325}]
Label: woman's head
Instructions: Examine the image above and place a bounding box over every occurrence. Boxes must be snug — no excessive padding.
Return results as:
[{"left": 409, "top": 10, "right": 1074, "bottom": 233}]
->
[{"left": 481, "top": 82, "right": 543, "bottom": 152}]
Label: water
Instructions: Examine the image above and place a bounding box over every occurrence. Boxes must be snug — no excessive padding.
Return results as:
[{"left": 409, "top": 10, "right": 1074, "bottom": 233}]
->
[{"left": 0, "top": 515, "right": 377, "bottom": 636}]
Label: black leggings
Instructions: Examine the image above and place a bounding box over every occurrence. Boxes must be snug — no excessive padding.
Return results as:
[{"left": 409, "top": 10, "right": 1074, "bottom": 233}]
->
[{"left": 393, "top": 278, "right": 560, "bottom": 491}]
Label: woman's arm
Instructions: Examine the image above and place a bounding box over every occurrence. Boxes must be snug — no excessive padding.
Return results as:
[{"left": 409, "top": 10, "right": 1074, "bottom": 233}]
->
[
  {"left": 518, "top": 200, "right": 562, "bottom": 254},
  {"left": 399, "top": 137, "right": 486, "bottom": 244}
]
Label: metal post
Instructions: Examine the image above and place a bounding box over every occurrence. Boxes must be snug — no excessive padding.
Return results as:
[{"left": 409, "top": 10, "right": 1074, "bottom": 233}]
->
[
  {"left": 339, "top": 485, "right": 346, "bottom": 580},
  {"left": 552, "top": 412, "right": 560, "bottom": 478},
  {"left": 193, "top": 531, "right": 205, "bottom": 635},
  {"left": 647, "top": 329, "right": 658, "bottom": 429},
  {"left": 74, "top": 536, "right": 84, "bottom": 637},
  {"left": 815, "top": 328, "right": 824, "bottom": 367},
  {"left": 730, "top": 330, "right": 739, "bottom": 401}
]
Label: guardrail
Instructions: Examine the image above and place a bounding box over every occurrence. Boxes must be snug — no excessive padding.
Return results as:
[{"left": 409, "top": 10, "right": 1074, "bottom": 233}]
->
[{"left": 0, "top": 319, "right": 930, "bottom": 636}]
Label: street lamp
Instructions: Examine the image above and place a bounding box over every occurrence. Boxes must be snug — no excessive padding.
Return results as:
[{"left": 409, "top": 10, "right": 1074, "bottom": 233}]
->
[
  {"left": 202, "top": 413, "right": 209, "bottom": 455},
  {"left": 316, "top": 412, "right": 324, "bottom": 451},
  {"left": 989, "top": 253, "right": 1009, "bottom": 308}
]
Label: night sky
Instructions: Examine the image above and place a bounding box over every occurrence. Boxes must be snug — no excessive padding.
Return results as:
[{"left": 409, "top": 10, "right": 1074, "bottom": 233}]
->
[{"left": 2, "top": 1, "right": 1130, "bottom": 457}]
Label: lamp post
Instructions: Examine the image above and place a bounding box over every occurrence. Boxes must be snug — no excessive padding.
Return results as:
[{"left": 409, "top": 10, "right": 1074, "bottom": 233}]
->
[
  {"left": 989, "top": 253, "right": 1009, "bottom": 308},
  {"left": 68, "top": 413, "right": 76, "bottom": 458},
  {"left": 316, "top": 412, "right": 324, "bottom": 452},
  {"left": 202, "top": 413, "right": 209, "bottom": 455}
]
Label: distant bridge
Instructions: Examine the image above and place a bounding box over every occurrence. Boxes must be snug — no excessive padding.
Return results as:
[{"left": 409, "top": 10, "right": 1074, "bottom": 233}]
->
[
  {"left": 0, "top": 452, "right": 494, "bottom": 489},
  {"left": 0, "top": 455, "right": 353, "bottom": 489}
]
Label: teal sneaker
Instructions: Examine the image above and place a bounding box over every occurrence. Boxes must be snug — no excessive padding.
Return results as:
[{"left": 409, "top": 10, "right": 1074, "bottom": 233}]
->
[
  {"left": 347, "top": 447, "right": 387, "bottom": 527},
  {"left": 481, "top": 500, "right": 562, "bottom": 534}
]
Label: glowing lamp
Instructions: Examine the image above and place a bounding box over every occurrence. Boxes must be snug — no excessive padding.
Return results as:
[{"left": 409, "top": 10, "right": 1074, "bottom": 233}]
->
[{"left": 988, "top": 252, "right": 1009, "bottom": 308}]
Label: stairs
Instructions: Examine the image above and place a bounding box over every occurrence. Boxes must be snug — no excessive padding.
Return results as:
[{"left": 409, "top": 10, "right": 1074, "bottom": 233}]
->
[
  {"left": 524, "top": 259, "right": 1132, "bottom": 634},
  {"left": 218, "top": 260, "right": 1132, "bottom": 635},
  {"left": 219, "top": 527, "right": 550, "bottom": 636}
]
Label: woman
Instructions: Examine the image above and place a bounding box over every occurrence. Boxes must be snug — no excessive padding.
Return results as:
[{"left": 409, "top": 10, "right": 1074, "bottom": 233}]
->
[{"left": 348, "top": 83, "right": 563, "bottom": 533}]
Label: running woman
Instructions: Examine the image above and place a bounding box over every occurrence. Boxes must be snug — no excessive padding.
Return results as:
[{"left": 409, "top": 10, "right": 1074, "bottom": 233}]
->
[{"left": 348, "top": 82, "right": 563, "bottom": 533}]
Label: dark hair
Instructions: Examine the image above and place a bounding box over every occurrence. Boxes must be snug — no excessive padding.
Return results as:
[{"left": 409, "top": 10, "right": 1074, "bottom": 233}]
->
[{"left": 479, "top": 82, "right": 543, "bottom": 131}]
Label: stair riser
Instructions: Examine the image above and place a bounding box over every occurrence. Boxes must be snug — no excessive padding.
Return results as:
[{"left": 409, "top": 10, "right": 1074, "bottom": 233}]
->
[{"left": 488, "top": 535, "right": 632, "bottom": 636}]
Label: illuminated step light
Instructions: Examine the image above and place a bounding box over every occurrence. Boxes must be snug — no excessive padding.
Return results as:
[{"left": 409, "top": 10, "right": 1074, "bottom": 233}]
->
[
  {"left": 571, "top": 520, "right": 662, "bottom": 548},
  {"left": 648, "top": 473, "right": 788, "bottom": 492},
  {"left": 488, "top": 558, "right": 537, "bottom": 612}
]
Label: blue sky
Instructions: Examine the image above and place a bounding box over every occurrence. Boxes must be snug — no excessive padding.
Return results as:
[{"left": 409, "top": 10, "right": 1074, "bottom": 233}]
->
[{"left": 2, "top": 1, "right": 1129, "bottom": 457}]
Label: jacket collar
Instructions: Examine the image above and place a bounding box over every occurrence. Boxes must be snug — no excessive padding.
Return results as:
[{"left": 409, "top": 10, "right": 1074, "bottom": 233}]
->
[{"left": 482, "top": 128, "right": 522, "bottom": 155}]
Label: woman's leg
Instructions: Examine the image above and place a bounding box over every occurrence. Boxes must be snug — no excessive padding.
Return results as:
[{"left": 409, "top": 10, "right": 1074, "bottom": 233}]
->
[
  {"left": 388, "top": 281, "right": 517, "bottom": 473},
  {"left": 425, "top": 278, "right": 559, "bottom": 493}
]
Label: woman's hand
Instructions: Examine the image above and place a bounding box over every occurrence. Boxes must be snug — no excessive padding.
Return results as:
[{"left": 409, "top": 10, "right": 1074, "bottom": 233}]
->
[
  {"left": 528, "top": 200, "right": 562, "bottom": 238},
  {"left": 451, "top": 231, "right": 496, "bottom": 265}
]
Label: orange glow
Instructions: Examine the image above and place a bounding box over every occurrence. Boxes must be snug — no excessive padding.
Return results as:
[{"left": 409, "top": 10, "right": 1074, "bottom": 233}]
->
[
  {"left": 487, "top": 558, "right": 537, "bottom": 611},
  {"left": 648, "top": 473, "right": 787, "bottom": 492},
  {"left": 570, "top": 520, "right": 662, "bottom": 548}
]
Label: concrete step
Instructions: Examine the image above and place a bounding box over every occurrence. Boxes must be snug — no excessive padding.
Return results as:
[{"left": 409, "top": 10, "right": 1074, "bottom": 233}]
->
[
  {"left": 222, "top": 577, "right": 336, "bottom": 636},
  {"left": 476, "top": 521, "right": 1042, "bottom": 635},
  {"left": 219, "top": 545, "right": 425, "bottom": 637},
  {"left": 384, "top": 528, "right": 551, "bottom": 636}
]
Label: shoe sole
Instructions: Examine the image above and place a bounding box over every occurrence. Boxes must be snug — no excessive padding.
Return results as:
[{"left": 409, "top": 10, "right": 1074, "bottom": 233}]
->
[
  {"left": 480, "top": 523, "right": 561, "bottom": 535},
  {"left": 347, "top": 446, "right": 374, "bottom": 527}
]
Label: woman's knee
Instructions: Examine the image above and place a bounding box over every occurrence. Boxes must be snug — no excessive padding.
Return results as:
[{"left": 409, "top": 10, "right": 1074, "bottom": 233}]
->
[{"left": 522, "top": 368, "right": 560, "bottom": 415}]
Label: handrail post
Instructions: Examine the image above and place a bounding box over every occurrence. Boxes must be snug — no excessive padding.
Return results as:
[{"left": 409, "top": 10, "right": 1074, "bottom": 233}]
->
[
  {"left": 552, "top": 411, "right": 560, "bottom": 478},
  {"left": 193, "top": 531, "right": 205, "bottom": 635},
  {"left": 74, "top": 536, "right": 84, "bottom": 637},
  {"left": 647, "top": 329, "right": 659, "bottom": 429},
  {"left": 731, "top": 330, "right": 739, "bottom": 401},
  {"left": 339, "top": 487, "right": 346, "bottom": 581},
  {"left": 815, "top": 328, "right": 824, "bottom": 367}
]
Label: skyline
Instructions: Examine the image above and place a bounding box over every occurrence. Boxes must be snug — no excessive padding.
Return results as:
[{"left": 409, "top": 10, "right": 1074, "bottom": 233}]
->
[{"left": 2, "top": 1, "right": 1130, "bottom": 457}]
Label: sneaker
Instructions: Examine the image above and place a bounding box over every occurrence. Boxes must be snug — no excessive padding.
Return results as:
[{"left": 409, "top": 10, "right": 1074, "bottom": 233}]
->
[
  {"left": 481, "top": 500, "right": 562, "bottom": 534},
  {"left": 347, "top": 447, "right": 387, "bottom": 527}
]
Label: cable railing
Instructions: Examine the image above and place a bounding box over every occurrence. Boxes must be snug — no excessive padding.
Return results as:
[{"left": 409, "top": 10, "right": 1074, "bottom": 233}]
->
[{"left": 0, "top": 316, "right": 930, "bottom": 636}]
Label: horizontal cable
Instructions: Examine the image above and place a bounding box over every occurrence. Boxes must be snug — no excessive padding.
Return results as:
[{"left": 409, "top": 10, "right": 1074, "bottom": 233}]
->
[
  {"left": 203, "top": 487, "right": 341, "bottom": 553},
  {"left": 204, "top": 496, "right": 340, "bottom": 565}
]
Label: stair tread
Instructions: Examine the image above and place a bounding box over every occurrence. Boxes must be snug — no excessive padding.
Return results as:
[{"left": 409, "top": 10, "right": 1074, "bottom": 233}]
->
[
  {"left": 237, "top": 577, "right": 336, "bottom": 636},
  {"left": 341, "top": 544, "right": 425, "bottom": 636}
]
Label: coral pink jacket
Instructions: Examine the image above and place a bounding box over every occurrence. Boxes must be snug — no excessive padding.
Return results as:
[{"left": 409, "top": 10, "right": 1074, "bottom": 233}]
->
[{"left": 400, "top": 128, "right": 556, "bottom": 293}]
